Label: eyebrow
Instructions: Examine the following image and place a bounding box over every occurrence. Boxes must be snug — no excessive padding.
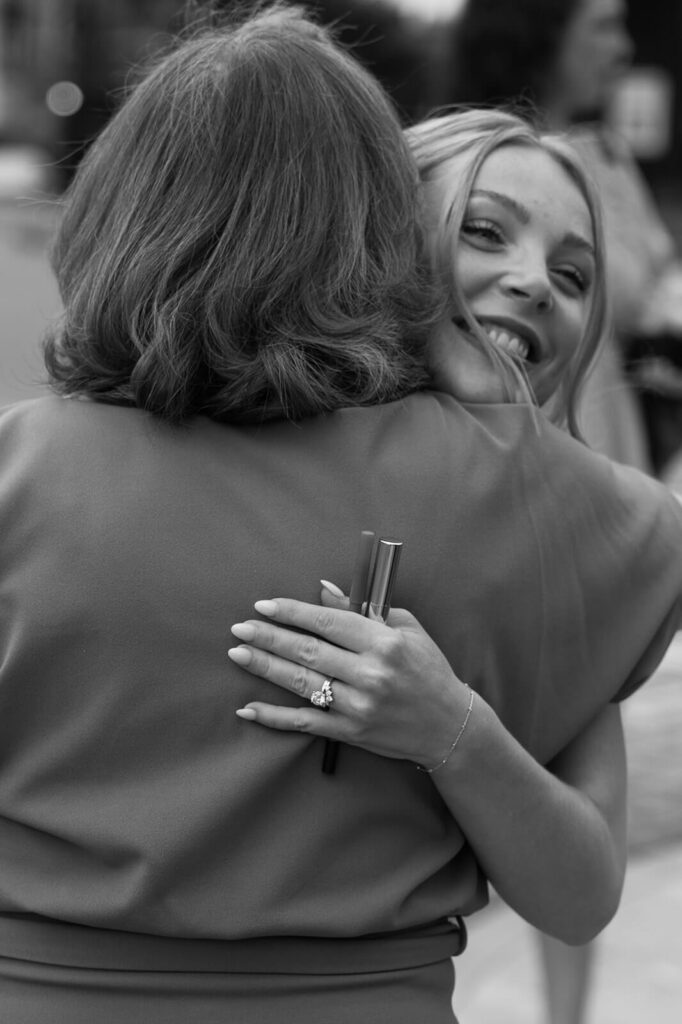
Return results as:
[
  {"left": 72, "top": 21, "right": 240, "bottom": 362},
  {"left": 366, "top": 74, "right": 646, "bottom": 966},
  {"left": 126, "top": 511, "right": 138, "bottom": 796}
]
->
[{"left": 470, "top": 188, "right": 595, "bottom": 256}]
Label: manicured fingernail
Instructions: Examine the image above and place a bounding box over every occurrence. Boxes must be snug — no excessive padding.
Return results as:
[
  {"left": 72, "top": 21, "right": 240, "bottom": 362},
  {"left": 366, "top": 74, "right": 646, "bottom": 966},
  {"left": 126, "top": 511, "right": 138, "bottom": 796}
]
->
[
  {"left": 228, "top": 646, "right": 252, "bottom": 666},
  {"left": 320, "top": 579, "right": 345, "bottom": 598},
  {"left": 254, "top": 600, "right": 278, "bottom": 617},
  {"left": 231, "top": 622, "right": 256, "bottom": 641},
  {"left": 235, "top": 708, "right": 257, "bottom": 721}
]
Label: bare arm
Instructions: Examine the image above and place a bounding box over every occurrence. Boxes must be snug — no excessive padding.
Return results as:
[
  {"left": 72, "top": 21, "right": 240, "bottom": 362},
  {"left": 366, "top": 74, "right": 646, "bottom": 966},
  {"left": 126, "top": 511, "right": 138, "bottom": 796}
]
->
[
  {"left": 228, "top": 594, "right": 627, "bottom": 944},
  {"left": 432, "top": 697, "right": 626, "bottom": 944}
]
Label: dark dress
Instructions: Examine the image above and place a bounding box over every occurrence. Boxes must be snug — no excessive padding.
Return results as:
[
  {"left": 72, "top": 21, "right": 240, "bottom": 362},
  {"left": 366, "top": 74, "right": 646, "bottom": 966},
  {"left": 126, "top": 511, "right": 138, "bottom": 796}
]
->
[{"left": 0, "top": 393, "right": 679, "bottom": 1021}]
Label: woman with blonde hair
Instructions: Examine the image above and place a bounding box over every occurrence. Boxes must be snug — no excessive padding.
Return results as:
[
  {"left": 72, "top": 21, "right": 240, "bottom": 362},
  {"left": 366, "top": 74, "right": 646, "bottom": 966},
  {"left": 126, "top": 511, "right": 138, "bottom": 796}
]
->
[
  {"left": 404, "top": 106, "right": 609, "bottom": 435},
  {"left": 228, "top": 104, "right": 681, "bottom": 1021}
]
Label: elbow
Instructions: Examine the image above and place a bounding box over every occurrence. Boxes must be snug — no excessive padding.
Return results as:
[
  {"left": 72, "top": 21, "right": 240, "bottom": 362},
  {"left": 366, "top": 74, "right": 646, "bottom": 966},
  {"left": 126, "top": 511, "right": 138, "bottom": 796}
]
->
[
  {"left": 556, "top": 906, "right": 618, "bottom": 946},
  {"left": 549, "top": 873, "right": 624, "bottom": 946}
]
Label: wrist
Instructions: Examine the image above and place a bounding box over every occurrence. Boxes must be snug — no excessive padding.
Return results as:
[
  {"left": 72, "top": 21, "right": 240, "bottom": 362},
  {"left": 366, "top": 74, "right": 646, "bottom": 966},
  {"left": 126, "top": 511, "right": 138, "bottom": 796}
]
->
[{"left": 417, "top": 685, "right": 475, "bottom": 774}]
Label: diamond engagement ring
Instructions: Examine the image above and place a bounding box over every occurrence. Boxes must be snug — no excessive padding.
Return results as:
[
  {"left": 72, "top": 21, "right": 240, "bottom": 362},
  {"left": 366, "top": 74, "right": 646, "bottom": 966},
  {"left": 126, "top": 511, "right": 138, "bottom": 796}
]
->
[{"left": 310, "top": 679, "right": 335, "bottom": 710}]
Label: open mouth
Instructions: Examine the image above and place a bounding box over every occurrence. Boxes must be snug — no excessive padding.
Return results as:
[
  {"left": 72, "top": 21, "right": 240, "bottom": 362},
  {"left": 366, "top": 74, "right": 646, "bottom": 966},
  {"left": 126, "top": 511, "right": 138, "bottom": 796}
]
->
[{"left": 454, "top": 319, "right": 540, "bottom": 365}]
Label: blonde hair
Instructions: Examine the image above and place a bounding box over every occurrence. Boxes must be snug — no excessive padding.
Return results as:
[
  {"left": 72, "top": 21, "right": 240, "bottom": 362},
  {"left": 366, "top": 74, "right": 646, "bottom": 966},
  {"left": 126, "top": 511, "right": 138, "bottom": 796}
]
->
[{"left": 405, "top": 107, "right": 610, "bottom": 436}]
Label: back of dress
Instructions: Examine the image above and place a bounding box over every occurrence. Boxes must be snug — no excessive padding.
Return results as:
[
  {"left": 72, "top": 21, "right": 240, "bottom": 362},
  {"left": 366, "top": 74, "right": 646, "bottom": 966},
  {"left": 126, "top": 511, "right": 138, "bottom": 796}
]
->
[{"left": 0, "top": 392, "right": 679, "bottom": 948}]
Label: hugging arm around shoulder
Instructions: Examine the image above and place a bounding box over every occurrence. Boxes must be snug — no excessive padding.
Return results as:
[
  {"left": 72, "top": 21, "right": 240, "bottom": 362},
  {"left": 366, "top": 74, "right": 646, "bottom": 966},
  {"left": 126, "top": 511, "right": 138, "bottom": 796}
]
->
[{"left": 397, "top": 397, "right": 682, "bottom": 766}]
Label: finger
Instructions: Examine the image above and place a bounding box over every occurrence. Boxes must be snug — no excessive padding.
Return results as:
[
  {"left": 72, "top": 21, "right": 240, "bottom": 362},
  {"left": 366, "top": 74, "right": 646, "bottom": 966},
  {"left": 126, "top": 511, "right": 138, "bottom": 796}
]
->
[
  {"left": 382, "top": 606, "right": 422, "bottom": 630},
  {"left": 251, "top": 598, "right": 390, "bottom": 653},
  {"left": 235, "top": 702, "right": 350, "bottom": 740},
  {"left": 228, "top": 642, "right": 345, "bottom": 703},
  {"left": 318, "top": 584, "right": 419, "bottom": 632},
  {"left": 319, "top": 581, "right": 350, "bottom": 611},
  {"left": 229, "top": 611, "right": 362, "bottom": 683}
]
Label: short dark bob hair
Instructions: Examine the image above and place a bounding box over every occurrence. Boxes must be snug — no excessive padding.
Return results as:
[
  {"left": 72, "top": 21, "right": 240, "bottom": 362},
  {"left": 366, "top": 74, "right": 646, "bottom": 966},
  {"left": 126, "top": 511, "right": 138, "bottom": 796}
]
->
[
  {"left": 44, "top": 3, "right": 439, "bottom": 423},
  {"left": 451, "top": 0, "right": 582, "bottom": 115}
]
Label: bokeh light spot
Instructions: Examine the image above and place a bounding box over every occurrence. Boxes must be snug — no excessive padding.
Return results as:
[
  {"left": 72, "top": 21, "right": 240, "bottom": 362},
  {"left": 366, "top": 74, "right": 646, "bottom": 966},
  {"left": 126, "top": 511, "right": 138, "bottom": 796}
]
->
[{"left": 46, "top": 81, "right": 84, "bottom": 118}]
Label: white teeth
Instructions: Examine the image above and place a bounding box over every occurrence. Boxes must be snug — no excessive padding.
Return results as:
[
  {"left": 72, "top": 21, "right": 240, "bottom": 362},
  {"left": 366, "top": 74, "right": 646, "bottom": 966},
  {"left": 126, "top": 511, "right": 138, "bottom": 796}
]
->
[{"left": 483, "top": 325, "right": 530, "bottom": 361}]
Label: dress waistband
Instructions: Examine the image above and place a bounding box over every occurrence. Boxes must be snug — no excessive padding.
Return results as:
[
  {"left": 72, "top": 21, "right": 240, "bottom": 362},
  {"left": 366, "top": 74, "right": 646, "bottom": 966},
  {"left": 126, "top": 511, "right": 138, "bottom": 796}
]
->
[{"left": 0, "top": 914, "right": 467, "bottom": 975}]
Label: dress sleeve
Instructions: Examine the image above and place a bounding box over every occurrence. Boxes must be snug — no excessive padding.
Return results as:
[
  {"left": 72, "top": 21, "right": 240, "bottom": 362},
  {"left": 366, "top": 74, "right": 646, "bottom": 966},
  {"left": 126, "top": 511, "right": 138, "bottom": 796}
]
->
[
  {"left": 603, "top": 463, "right": 682, "bottom": 702},
  {"left": 451, "top": 403, "right": 682, "bottom": 763},
  {"left": 524, "top": 417, "right": 682, "bottom": 753}
]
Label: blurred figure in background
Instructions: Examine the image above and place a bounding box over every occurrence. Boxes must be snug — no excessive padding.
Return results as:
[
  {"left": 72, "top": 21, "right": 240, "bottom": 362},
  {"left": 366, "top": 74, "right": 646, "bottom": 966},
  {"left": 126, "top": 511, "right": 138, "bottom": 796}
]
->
[
  {"left": 449, "top": 0, "right": 682, "bottom": 1021},
  {"left": 451, "top": 0, "right": 682, "bottom": 478}
]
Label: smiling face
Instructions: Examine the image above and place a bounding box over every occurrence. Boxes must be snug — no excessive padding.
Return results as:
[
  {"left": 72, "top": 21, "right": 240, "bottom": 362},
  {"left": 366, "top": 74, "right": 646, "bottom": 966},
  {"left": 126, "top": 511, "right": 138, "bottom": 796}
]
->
[{"left": 448, "top": 143, "right": 597, "bottom": 408}]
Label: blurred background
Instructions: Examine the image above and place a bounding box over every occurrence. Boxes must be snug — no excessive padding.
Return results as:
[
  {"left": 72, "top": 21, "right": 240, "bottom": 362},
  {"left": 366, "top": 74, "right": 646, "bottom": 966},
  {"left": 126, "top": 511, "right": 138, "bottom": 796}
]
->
[
  {"left": 0, "top": 3, "right": 681, "bottom": 1022},
  {"left": 1, "top": 0, "right": 681, "bottom": 194}
]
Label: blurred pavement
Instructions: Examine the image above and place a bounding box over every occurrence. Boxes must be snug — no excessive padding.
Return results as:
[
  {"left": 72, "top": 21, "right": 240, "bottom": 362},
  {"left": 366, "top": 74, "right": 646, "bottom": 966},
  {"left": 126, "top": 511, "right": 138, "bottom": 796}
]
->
[{"left": 454, "top": 633, "right": 682, "bottom": 1024}]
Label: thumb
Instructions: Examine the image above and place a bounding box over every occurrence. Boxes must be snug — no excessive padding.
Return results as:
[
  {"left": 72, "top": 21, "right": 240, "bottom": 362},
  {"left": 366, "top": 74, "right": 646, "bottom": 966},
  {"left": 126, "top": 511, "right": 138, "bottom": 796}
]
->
[{"left": 319, "top": 580, "right": 350, "bottom": 610}]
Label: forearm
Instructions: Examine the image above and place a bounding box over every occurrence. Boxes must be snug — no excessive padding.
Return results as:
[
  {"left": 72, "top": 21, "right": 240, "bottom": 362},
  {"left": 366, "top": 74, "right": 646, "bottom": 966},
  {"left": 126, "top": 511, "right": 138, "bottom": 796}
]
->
[{"left": 430, "top": 697, "right": 627, "bottom": 944}]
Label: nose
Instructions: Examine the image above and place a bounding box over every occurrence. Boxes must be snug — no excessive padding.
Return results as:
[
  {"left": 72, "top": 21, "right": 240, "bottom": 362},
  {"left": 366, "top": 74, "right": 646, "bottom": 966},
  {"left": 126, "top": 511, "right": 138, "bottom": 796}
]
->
[{"left": 502, "top": 266, "right": 553, "bottom": 312}]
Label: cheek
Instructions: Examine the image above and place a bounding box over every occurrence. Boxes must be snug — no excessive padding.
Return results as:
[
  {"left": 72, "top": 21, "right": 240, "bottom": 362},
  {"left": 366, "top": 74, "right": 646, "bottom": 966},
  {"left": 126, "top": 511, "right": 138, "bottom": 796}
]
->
[
  {"left": 554, "top": 304, "right": 588, "bottom": 366},
  {"left": 454, "top": 252, "right": 490, "bottom": 304}
]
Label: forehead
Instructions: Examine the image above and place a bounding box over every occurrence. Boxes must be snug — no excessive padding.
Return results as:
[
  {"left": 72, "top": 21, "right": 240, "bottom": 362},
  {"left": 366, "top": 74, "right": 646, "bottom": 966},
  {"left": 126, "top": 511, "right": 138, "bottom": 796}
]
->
[{"left": 472, "top": 144, "right": 593, "bottom": 240}]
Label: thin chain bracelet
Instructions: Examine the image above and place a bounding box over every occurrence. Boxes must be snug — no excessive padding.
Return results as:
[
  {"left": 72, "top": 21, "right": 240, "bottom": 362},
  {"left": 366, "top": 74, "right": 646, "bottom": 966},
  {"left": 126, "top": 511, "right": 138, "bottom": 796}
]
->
[{"left": 417, "top": 686, "right": 475, "bottom": 774}]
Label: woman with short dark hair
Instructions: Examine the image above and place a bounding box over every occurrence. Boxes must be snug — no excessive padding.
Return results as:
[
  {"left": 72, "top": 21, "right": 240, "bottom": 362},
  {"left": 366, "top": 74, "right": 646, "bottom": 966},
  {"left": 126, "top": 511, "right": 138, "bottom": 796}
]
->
[{"left": 45, "top": 5, "right": 438, "bottom": 423}]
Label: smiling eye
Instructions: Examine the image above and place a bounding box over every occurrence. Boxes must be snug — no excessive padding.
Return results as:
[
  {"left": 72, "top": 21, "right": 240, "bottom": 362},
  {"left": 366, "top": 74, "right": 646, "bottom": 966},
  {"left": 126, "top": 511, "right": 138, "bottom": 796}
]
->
[
  {"left": 555, "top": 265, "right": 589, "bottom": 293},
  {"left": 461, "top": 218, "right": 505, "bottom": 246}
]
